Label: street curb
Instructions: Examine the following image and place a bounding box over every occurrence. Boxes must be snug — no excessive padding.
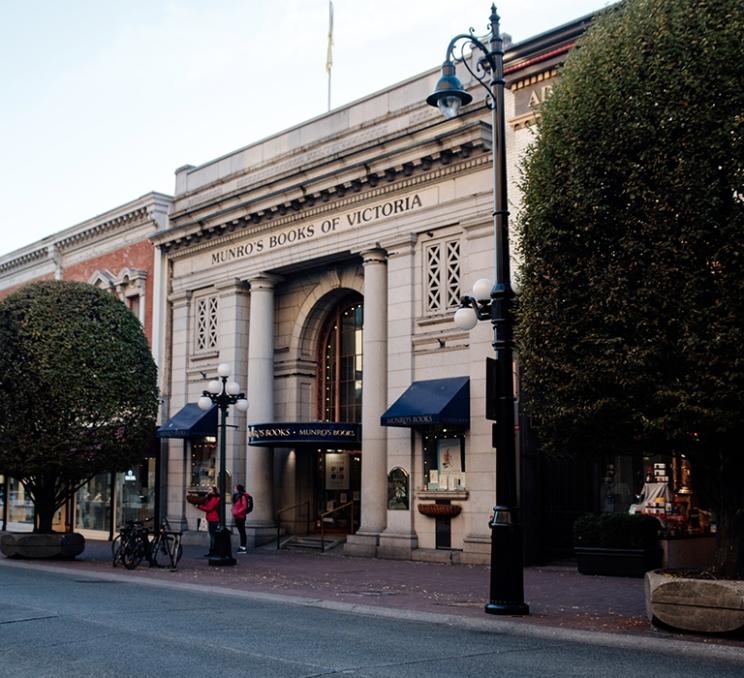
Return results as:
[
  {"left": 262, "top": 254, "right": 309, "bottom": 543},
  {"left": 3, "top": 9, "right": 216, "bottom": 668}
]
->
[{"left": 2, "top": 558, "right": 743, "bottom": 663}]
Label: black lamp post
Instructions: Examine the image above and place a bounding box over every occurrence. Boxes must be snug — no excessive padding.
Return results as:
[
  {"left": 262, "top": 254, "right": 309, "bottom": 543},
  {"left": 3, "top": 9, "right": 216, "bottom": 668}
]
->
[
  {"left": 427, "top": 4, "right": 528, "bottom": 616},
  {"left": 197, "top": 363, "right": 249, "bottom": 567}
]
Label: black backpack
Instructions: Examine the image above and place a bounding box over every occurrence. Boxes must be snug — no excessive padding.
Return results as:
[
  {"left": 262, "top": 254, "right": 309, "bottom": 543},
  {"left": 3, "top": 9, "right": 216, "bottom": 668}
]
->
[{"left": 244, "top": 493, "right": 254, "bottom": 514}]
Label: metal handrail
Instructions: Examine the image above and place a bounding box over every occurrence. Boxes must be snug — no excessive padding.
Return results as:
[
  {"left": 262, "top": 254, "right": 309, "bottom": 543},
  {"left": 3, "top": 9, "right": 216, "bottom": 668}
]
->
[
  {"left": 276, "top": 501, "right": 310, "bottom": 549},
  {"left": 319, "top": 500, "right": 355, "bottom": 553}
]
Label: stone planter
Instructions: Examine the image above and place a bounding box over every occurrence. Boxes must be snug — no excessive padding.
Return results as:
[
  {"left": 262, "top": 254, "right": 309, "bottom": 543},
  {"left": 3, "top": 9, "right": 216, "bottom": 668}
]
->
[
  {"left": 645, "top": 570, "right": 744, "bottom": 633},
  {"left": 0, "top": 532, "right": 85, "bottom": 560},
  {"left": 575, "top": 546, "right": 663, "bottom": 578}
]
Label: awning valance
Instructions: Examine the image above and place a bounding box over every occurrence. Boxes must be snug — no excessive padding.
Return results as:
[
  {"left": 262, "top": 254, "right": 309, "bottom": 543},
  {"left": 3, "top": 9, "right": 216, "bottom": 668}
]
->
[
  {"left": 381, "top": 377, "right": 470, "bottom": 428},
  {"left": 248, "top": 422, "right": 361, "bottom": 448},
  {"left": 156, "top": 403, "right": 217, "bottom": 439}
]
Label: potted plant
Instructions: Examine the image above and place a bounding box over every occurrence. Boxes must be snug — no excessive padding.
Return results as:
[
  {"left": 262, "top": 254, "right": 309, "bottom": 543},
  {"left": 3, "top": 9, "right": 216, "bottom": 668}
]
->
[{"left": 573, "top": 513, "right": 662, "bottom": 577}]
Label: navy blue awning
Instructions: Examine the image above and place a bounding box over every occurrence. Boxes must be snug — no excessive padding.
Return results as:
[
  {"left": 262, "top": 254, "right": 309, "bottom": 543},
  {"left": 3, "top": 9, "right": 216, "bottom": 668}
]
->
[
  {"left": 156, "top": 403, "right": 217, "bottom": 439},
  {"left": 381, "top": 377, "right": 470, "bottom": 428}
]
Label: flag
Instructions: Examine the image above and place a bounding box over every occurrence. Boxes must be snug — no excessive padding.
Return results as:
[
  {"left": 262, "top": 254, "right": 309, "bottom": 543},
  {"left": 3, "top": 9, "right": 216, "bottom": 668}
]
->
[{"left": 326, "top": 1, "right": 334, "bottom": 74}]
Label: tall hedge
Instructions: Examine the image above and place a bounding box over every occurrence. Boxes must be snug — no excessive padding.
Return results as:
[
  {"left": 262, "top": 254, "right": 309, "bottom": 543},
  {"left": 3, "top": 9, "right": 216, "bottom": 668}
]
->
[
  {"left": 516, "top": 0, "right": 744, "bottom": 576},
  {"left": 0, "top": 281, "right": 159, "bottom": 532}
]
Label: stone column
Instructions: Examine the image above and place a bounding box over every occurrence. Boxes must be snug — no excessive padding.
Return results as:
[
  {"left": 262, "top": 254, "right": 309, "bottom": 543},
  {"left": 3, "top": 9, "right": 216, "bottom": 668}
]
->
[
  {"left": 215, "top": 279, "right": 250, "bottom": 493},
  {"left": 245, "top": 274, "right": 279, "bottom": 546},
  {"left": 165, "top": 289, "right": 192, "bottom": 531},
  {"left": 377, "top": 236, "right": 419, "bottom": 559},
  {"left": 345, "top": 249, "right": 388, "bottom": 558}
]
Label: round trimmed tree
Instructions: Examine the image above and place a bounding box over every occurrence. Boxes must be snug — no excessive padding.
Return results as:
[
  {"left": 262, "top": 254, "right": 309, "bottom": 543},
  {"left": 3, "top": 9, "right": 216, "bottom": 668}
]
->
[
  {"left": 0, "top": 281, "right": 158, "bottom": 533},
  {"left": 516, "top": 0, "right": 744, "bottom": 576}
]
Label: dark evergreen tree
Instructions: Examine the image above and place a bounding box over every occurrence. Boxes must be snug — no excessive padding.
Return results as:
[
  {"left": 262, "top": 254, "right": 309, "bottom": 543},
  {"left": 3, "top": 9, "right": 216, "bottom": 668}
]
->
[
  {"left": 516, "top": 0, "right": 744, "bottom": 576},
  {"left": 0, "top": 281, "right": 158, "bottom": 533}
]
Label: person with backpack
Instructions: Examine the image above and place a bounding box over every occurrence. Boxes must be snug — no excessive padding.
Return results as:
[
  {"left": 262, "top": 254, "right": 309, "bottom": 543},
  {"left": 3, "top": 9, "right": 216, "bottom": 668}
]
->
[
  {"left": 231, "top": 484, "right": 253, "bottom": 553},
  {"left": 195, "top": 485, "right": 220, "bottom": 557}
]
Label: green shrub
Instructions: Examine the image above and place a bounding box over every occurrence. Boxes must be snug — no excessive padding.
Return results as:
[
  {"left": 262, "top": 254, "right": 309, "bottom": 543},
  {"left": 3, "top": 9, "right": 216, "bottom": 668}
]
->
[{"left": 573, "top": 513, "right": 661, "bottom": 549}]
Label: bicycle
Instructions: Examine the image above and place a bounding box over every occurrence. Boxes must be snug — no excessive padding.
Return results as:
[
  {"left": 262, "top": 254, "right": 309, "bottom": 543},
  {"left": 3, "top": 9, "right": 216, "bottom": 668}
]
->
[
  {"left": 112, "top": 520, "right": 150, "bottom": 570},
  {"left": 148, "top": 518, "right": 184, "bottom": 570},
  {"left": 112, "top": 517, "right": 183, "bottom": 570}
]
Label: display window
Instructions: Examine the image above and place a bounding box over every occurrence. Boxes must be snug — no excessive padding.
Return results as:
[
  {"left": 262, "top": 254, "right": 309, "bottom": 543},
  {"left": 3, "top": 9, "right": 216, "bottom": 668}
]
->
[
  {"left": 423, "top": 432, "right": 466, "bottom": 491},
  {"left": 605, "top": 452, "right": 714, "bottom": 537},
  {"left": 190, "top": 437, "right": 217, "bottom": 490},
  {"left": 115, "top": 458, "right": 156, "bottom": 527},
  {"left": 7, "top": 477, "right": 34, "bottom": 530},
  {"left": 76, "top": 473, "right": 112, "bottom": 532}
]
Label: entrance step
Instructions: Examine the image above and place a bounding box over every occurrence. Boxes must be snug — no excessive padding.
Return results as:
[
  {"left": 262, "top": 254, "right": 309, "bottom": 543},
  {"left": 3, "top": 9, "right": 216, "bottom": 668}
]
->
[{"left": 280, "top": 535, "right": 345, "bottom": 552}]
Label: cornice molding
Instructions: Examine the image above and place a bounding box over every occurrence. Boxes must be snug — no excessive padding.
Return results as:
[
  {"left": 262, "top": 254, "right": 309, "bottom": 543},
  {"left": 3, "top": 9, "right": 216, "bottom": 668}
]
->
[
  {"left": 156, "top": 121, "right": 491, "bottom": 249},
  {"left": 158, "top": 150, "right": 491, "bottom": 260},
  {"left": 0, "top": 194, "right": 172, "bottom": 277}
]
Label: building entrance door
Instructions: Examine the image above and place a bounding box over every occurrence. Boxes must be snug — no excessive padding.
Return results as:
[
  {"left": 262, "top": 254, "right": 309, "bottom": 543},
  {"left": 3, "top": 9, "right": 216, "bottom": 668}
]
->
[{"left": 314, "top": 450, "right": 361, "bottom": 533}]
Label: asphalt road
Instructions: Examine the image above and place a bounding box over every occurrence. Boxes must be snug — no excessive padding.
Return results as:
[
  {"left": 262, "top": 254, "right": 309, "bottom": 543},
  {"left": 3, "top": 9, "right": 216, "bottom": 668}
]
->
[{"left": 1, "top": 564, "right": 742, "bottom": 678}]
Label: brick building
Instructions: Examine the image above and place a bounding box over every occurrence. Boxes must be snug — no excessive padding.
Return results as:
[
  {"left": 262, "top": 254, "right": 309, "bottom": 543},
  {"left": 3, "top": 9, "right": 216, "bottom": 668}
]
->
[{"left": 0, "top": 192, "right": 172, "bottom": 538}]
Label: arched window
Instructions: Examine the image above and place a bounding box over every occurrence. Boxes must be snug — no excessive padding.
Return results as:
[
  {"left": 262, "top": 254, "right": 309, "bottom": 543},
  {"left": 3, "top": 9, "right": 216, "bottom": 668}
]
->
[{"left": 318, "top": 300, "right": 363, "bottom": 423}]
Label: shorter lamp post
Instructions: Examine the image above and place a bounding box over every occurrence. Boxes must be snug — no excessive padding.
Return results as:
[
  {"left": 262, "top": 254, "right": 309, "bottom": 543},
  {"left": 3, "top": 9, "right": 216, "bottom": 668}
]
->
[{"left": 197, "top": 363, "right": 249, "bottom": 567}]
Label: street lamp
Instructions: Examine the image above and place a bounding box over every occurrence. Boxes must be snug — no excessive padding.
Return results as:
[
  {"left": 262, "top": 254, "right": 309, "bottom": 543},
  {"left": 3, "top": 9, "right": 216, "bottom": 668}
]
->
[
  {"left": 428, "top": 4, "right": 529, "bottom": 616},
  {"left": 197, "top": 362, "right": 249, "bottom": 567}
]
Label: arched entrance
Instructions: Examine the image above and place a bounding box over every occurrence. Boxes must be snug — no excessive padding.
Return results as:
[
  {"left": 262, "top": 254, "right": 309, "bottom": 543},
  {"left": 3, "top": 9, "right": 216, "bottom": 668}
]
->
[{"left": 314, "top": 298, "right": 363, "bottom": 531}]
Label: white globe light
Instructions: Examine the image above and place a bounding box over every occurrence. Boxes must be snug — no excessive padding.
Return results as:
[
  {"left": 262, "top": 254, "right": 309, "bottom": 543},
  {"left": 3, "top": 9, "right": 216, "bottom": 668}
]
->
[
  {"left": 217, "top": 363, "right": 231, "bottom": 378},
  {"left": 454, "top": 306, "right": 479, "bottom": 331},
  {"left": 226, "top": 381, "right": 240, "bottom": 396},
  {"left": 207, "top": 380, "right": 221, "bottom": 394},
  {"left": 235, "top": 398, "right": 249, "bottom": 412},
  {"left": 197, "top": 396, "right": 213, "bottom": 411},
  {"left": 472, "top": 278, "right": 493, "bottom": 302}
]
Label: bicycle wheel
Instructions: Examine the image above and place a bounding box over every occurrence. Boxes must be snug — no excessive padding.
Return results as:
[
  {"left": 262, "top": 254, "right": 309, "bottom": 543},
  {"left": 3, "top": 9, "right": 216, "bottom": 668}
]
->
[
  {"left": 164, "top": 534, "right": 183, "bottom": 565},
  {"left": 112, "top": 538, "right": 125, "bottom": 568},
  {"left": 148, "top": 535, "right": 165, "bottom": 567},
  {"left": 122, "top": 540, "right": 145, "bottom": 570}
]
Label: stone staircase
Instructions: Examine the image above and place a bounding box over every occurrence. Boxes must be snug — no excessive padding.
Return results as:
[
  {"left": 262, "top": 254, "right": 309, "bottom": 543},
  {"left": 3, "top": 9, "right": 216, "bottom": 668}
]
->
[{"left": 278, "top": 535, "right": 345, "bottom": 552}]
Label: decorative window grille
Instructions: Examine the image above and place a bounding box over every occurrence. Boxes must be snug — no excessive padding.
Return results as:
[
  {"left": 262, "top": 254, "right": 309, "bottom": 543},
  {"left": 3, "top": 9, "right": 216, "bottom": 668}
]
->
[
  {"left": 195, "top": 296, "right": 219, "bottom": 351},
  {"left": 424, "top": 238, "right": 461, "bottom": 314}
]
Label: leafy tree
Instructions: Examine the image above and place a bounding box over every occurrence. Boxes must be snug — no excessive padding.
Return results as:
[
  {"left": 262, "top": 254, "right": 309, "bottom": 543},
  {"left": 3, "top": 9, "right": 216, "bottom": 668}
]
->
[
  {"left": 0, "top": 281, "right": 158, "bottom": 533},
  {"left": 516, "top": 0, "right": 744, "bottom": 576}
]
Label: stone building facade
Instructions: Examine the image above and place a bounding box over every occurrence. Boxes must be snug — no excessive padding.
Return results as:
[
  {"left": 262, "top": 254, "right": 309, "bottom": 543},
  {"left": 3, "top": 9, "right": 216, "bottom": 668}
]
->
[{"left": 153, "top": 18, "right": 589, "bottom": 562}]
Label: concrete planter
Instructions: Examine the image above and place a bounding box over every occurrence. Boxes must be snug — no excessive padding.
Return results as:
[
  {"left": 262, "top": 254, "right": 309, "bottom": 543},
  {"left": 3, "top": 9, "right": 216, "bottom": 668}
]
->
[
  {"left": 646, "top": 570, "right": 744, "bottom": 633},
  {"left": 575, "top": 546, "right": 662, "bottom": 578},
  {"left": 0, "top": 532, "right": 85, "bottom": 560}
]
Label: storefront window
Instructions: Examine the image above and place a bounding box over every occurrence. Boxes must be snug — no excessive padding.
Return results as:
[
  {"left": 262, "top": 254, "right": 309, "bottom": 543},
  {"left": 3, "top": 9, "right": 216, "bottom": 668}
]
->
[
  {"left": 7, "top": 477, "right": 34, "bottom": 530},
  {"left": 191, "top": 437, "right": 217, "bottom": 489},
  {"left": 115, "top": 458, "right": 156, "bottom": 528},
  {"left": 76, "top": 473, "right": 111, "bottom": 532},
  {"left": 610, "top": 452, "right": 714, "bottom": 537},
  {"left": 423, "top": 432, "right": 466, "bottom": 491}
]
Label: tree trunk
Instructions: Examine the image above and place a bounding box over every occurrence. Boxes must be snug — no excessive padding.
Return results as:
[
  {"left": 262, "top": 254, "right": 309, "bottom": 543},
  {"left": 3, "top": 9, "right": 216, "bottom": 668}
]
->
[{"left": 27, "top": 474, "right": 59, "bottom": 534}]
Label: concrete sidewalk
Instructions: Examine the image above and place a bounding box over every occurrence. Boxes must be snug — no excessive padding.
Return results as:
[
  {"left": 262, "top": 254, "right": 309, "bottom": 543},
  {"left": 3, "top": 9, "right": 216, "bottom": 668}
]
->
[{"left": 4, "top": 538, "right": 743, "bottom": 651}]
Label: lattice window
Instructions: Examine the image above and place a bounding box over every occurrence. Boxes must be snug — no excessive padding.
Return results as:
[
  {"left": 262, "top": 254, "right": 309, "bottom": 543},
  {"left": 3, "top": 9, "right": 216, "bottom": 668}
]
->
[
  {"left": 424, "top": 238, "right": 461, "bottom": 314},
  {"left": 195, "top": 296, "right": 219, "bottom": 351},
  {"left": 445, "top": 240, "right": 461, "bottom": 309}
]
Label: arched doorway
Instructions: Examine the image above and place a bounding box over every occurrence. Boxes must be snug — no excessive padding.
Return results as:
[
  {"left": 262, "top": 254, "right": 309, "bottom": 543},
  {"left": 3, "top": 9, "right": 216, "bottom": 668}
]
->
[{"left": 314, "top": 297, "right": 363, "bottom": 531}]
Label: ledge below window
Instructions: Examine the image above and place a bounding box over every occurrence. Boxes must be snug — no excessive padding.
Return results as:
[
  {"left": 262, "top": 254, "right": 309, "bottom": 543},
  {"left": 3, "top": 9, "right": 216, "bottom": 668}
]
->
[{"left": 416, "top": 490, "right": 468, "bottom": 500}]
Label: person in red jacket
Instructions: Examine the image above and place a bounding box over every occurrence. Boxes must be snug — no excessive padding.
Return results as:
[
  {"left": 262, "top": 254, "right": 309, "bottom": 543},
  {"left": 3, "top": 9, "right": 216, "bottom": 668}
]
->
[{"left": 196, "top": 485, "right": 220, "bottom": 556}]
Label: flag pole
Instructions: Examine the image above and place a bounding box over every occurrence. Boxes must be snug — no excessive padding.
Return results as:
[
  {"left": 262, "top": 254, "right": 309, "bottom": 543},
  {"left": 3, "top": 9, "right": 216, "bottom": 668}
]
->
[{"left": 326, "top": 1, "right": 334, "bottom": 111}]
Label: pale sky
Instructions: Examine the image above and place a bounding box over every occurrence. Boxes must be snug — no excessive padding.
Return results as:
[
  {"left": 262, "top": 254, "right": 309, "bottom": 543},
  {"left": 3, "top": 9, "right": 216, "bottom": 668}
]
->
[{"left": 0, "top": 0, "right": 606, "bottom": 258}]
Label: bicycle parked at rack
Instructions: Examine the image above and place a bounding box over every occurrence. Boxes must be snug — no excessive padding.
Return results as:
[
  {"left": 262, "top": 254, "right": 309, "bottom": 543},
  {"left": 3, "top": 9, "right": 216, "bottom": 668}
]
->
[{"left": 112, "top": 517, "right": 183, "bottom": 571}]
